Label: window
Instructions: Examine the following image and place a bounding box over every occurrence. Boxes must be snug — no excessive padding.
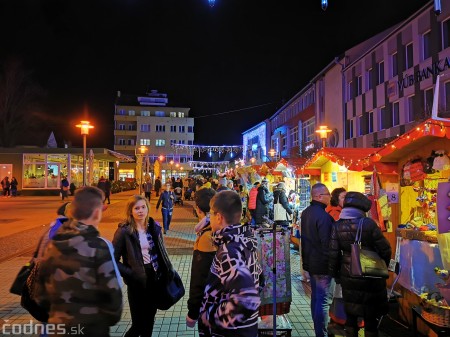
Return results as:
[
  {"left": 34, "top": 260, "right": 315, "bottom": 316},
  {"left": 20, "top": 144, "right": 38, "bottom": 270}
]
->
[
  {"left": 179, "top": 126, "right": 185, "bottom": 133},
  {"left": 407, "top": 95, "right": 415, "bottom": 122},
  {"left": 170, "top": 112, "right": 177, "bottom": 117},
  {"left": 141, "top": 111, "right": 150, "bottom": 116},
  {"left": 170, "top": 139, "right": 176, "bottom": 145},
  {"left": 423, "top": 31, "right": 431, "bottom": 60},
  {"left": 156, "top": 125, "right": 165, "bottom": 132},
  {"left": 118, "top": 124, "right": 125, "bottom": 130},
  {"left": 188, "top": 126, "right": 194, "bottom": 133},
  {"left": 155, "top": 111, "right": 165, "bottom": 117},
  {"left": 405, "top": 43, "right": 413, "bottom": 69},
  {"left": 187, "top": 140, "right": 193, "bottom": 145},
  {"left": 290, "top": 126, "right": 299, "bottom": 147},
  {"left": 377, "top": 61, "right": 384, "bottom": 84},
  {"left": 128, "top": 110, "right": 135, "bottom": 116},
  {"left": 127, "top": 139, "right": 134, "bottom": 146},
  {"left": 118, "top": 109, "right": 126, "bottom": 115},
  {"left": 155, "top": 139, "right": 166, "bottom": 147},
  {"left": 366, "top": 68, "right": 373, "bottom": 91},
  {"left": 128, "top": 124, "right": 135, "bottom": 131},
  {"left": 391, "top": 52, "right": 398, "bottom": 76},
  {"left": 140, "top": 139, "right": 150, "bottom": 145},
  {"left": 178, "top": 140, "right": 185, "bottom": 145},
  {"left": 357, "top": 75, "right": 363, "bottom": 96},
  {"left": 392, "top": 101, "right": 400, "bottom": 126},
  {"left": 347, "top": 118, "right": 354, "bottom": 139},
  {"left": 424, "top": 88, "right": 434, "bottom": 116},
  {"left": 178, "top": 112, "right": 185, "bottom": 118},
  {"left": 140, "top": 124, "right": 150, "bottom": 132},
  {"left": 445, "top": 82, "right": 450, "bottom": 117},
  {"left": 118, "top": 139, "right": 125, "bottom": 145},
  {"left": 347, "top": 80, "right": 354, "bottom": 101},
  {"left": 443, "top": 18, "right": 450, "bottom": 49},
  {"left": 379, "top": 106, "right": 387, "bottom": 130},
  {"left": 170, "top": 125, "right": 176, "bottom": 132},
  {"left": 368, "top": 111, "right": 374, "bottom": 133},
  {"left": 357, "top": 115, "right": 364, "bottom": 136},
  {"left": 281, "top": 134, "right": 287, "bottom": 152},
  {"left": 302, "top": 118, "right": 315, "bottom": 143}
]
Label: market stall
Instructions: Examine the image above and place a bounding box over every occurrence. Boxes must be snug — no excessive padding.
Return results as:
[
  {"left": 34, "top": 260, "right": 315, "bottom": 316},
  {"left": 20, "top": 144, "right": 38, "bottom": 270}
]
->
[{"left": 368, "top": 118, "right": 450, "bottom": 333}]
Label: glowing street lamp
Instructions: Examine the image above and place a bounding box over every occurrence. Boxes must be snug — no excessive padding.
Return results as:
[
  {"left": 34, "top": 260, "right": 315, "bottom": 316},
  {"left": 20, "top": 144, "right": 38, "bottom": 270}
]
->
[
  {"left": 315, "top": 125, "right": 332, "bottom": 148},
  {"left": 76, "top": 121, "right": 94, "bottom": 186},
  {"left": 250, "top": 157, "right": 256, "bottom": 165},
  {"left": 268, "top": 148, "right": 277, "bottom": 161}
]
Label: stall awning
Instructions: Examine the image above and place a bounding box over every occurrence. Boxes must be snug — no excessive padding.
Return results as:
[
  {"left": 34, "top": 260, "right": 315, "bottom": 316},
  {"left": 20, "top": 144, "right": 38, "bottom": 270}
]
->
[
  {"left": 303, "top": 147, "right": 378, "bottom": 171},
  {"left": 371, "top": 118, "right": 450, "bottom": 163}
]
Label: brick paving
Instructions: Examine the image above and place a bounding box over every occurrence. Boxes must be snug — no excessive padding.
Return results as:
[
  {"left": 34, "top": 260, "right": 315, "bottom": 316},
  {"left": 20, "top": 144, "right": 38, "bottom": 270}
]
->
[{"left": 0, "top": 191, "right": 409, "bottom": 336}]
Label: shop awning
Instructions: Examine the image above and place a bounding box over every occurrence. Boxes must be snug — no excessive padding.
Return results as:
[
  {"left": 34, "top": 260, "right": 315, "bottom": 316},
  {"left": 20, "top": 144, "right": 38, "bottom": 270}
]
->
[
  {"left": 303, "top": 147, "right": 378, "bottom": 171},
  {"left": 106, "top": 149, "right": 135, "bottom": 162},
  {"left": 371, "top": 119, "right": 450, "bottom": 163}
]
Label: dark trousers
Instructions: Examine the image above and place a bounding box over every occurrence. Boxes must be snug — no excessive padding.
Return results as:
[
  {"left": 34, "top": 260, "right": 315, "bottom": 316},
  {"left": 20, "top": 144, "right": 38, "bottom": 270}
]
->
[
  {"left": 125, "top": 266, "right": 158, "bottom": 337},
  {"left": 104, "top": 192, "right": 111, "bottom": 204},
  {"left": 346, "top": 313, "right": 378, "bottom": 333},
  {"left": 145, "top": 191, "right": 151, "bottom": 201},
  {"left": 162, "top": 208, "right": 172, "bottom": 232}
]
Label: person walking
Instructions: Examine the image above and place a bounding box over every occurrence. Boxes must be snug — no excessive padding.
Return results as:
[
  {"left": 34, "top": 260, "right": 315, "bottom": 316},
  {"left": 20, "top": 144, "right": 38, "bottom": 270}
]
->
[
  {"left": 60, "top": 176, "right": 69, "bottom": 201},
  {"left": 34, "top": 186, "right": 123, "bottom": 337},
  {"left": 199, "top": 190, "right": 262, "bottom": 337},
  {"left": 326, "top": 188, "right": 347, "bottom": 221},
  {"left": 328, "top": 192, "right": 392, "bottom": 337},
  {"left": 105, "top": 178, "right": 112, "bottom": 204},
  {"left": 10, "top": 177, "right": 18, "bottom": 197},
  {"left": 247, "top": 181, "right": 260, "bottom": 225},
  {"left": 112, "top": 194, "right": 171, "bottom": 337},
  {"left": 186, "top": 188, "right": 217, "bottom": 334},
  {"left": 97, "top": 176, "right": 107, "bottom": 202},
  {"left": 301, "top": 183, "right": 335, "bottom": 337},
  {"left": 156, "top": 183, "right": 175, "bottom": 234},
  {"left": 143, "top": 180, "right": 153, "bottom": 201},
  {"left": 1, "top": 176, "right": 10, "bottom": 197},
  {"left": 273, "top": 181, "right": 293, "bottom": 227},
  {"left": 154, "top": 177, "right": 162, "bottom": 197},
  {"left": 254, "top": 179, "right": 273, "bottom": 226}
]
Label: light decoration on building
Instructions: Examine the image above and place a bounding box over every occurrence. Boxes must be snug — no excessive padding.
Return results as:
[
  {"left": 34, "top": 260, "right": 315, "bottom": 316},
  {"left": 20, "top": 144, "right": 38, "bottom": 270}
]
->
[
  {"left": 243, "top": 123, "right": 267, "bottom": 159},
  {"left": 321, "top": 0, "right": 328, "bottom": 11},
  {"left": 172, "top": 144, "right": 243, "bottom": 155},
  {"left": 208, "top": 0, "right": 215, "bottom": 7}
]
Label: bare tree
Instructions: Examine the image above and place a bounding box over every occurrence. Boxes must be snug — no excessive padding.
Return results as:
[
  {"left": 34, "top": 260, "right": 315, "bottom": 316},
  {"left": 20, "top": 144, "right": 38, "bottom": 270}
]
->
[{"left": 0, "top": 58, "right": 44, "bottom": 147}]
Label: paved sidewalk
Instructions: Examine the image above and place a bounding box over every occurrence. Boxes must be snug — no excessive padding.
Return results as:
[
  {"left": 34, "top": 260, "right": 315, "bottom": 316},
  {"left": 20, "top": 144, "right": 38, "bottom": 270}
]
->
[{"left": 0, "top": 190, "right": 409, "bottom": 336}]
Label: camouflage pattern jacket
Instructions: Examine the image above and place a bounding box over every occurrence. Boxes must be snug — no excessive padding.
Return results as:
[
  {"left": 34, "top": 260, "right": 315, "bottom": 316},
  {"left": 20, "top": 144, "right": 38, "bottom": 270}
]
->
[
  {"left": 200, "top": 224, "right": 262, "bottom": 337},
  {"left": 34, "top": 220, "right": 123, "bottom": 333}
]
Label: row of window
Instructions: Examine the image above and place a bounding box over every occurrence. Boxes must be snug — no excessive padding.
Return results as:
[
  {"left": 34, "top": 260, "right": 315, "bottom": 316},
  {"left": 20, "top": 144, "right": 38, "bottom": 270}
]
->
[
  {"left": 271, "top": 89, "right": 315, "bottom": 129},
  {"left": 269, "top": 118, "right": 315, "bottom": 154},
  {"left": 117, "top": 109, "right": 186, "bottom": 118},
  {"left": 347, "top": 19, "right": 450, "bottom": 101},
  {"left": 117, "top": 124, "right": 194, "bottom": 133},
  {"left": 117, "top": 139, "right": 194, "bottom": 147}
]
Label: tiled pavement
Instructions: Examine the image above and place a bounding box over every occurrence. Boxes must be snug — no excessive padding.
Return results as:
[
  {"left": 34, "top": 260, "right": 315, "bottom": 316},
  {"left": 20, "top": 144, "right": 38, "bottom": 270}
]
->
[{"left": 0, "top": 191, "right": 409, "bottom": 336}]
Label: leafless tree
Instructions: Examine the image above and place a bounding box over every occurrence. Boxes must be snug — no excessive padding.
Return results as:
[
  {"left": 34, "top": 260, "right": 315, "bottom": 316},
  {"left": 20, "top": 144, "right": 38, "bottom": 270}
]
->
[{"left": 0, "top": 58, "right": 44, "bottom": 147}]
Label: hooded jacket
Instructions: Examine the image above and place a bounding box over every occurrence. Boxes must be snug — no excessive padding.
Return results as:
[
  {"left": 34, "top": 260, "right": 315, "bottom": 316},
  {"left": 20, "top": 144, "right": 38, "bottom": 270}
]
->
[
  {"left": 34, "top": 220, "right": 123, "bottom": 334},
  {"left": 273, "top": 188, "right": 293, "bottom": 225},
  {"left": 254, "top": 185, "right": 272, "bottom": 223},
  {"left": 200, "top": 224, "right": 261, "bottom": 337}
]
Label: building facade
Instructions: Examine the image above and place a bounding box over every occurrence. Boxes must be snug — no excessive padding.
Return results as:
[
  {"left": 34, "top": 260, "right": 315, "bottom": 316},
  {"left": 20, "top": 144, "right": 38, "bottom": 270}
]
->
[
  {"left": 114, "top": 90, "right": 194, "bottom": 179},
  {"left": 344, "top": 1, "right": 450, "bottom": 148}
]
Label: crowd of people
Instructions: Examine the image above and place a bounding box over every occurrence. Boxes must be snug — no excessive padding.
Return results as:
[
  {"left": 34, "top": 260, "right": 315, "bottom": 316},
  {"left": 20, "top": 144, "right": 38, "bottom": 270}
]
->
[{"left": 13, "top": 173, "right": 392, "bottom": 337}]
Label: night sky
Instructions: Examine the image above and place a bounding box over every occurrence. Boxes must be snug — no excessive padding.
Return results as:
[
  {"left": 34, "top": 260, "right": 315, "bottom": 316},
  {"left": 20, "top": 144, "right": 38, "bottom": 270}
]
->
[{"left": 0, "top": 0, "right": 428, "bottom": 148}]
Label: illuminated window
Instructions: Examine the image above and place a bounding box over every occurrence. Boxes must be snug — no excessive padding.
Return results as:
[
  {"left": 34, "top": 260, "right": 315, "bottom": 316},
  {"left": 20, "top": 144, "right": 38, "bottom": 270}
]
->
[
  {"left": 155, "top": 139, "right": 166, "bottom": 147},
  {"left": 140, "top": 139, "right": 151, "bottom": 145},
  {"left": 155, "top": 111, "right": 165, "bottom": 117},
  {"left": 140, "top": 124, "right": 150, "bottom": 132},
  {"left": 178, "top": 112, "right": 185, "bottom": 118},
  {"left": 170, "top": 112, "right": 177, "bottom": 117},
  {"left": 128, "top": 110, "right": 135, "bottom": 116},
  {"left": 141, "top": 111, "right": 150, "bottom": 116}
]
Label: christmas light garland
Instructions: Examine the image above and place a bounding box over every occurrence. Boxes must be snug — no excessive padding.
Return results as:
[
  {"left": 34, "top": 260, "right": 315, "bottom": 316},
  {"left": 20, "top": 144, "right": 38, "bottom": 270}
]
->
[{"left": 172, "top": 144, "right": 243, "bottom": 154}]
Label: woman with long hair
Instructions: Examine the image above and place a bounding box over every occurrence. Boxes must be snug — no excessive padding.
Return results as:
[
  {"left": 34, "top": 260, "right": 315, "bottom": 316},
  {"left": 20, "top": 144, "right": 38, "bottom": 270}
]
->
[{"left": 112, "top": 195, "right": 169, "bottom": 337}]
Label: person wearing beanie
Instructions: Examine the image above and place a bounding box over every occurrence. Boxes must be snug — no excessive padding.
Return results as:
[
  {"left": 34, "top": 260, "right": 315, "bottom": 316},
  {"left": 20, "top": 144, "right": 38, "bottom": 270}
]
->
[
  {"left": 328, "top": 192, "right": 392, "bottom": 337},
  {"left": 300, "top": 183, "right": 334, "bottom": 337}
]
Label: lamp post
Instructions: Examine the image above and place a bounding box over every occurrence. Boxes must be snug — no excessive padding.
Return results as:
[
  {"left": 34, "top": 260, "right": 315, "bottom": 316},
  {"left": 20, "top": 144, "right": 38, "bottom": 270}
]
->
[
  {"left": 315, "top": 125, "right": 332, "bottom": 148},
  {"left": 76, "top": 121, "right": 94, "bottom": 186},
  {"left": 136, "top": 145, "right": 148, "bottom": 195},
  {"left": 268, "top": 148, "right": 277, "bottom": 161},
  {"left": 169, "top": 160, "right": 174, "bottom": 180},
  {"left": 250, "top": 157, "right": 256, "bottom": 165}
]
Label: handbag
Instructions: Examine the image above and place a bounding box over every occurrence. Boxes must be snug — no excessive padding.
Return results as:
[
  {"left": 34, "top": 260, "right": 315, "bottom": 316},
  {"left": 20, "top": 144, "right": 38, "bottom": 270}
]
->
[
  {"left": 21, "top": 260, "right": 49, "bottom": 322},
  {"left": 273, "top": 195, "right": 288, "bottom": 221},
  {"left": 350, "top": 218, "right": 388, "bottom": 279},
  {"left": 10, "top": 262, "right": 33, "bottom": 295},
  {"left": 155, "top": 269, "right": 185, "bottom": 310}
]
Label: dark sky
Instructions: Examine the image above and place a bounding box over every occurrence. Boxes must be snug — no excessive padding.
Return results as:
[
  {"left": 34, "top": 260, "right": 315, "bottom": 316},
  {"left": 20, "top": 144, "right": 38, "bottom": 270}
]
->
[{"left": 0, "top": 0, "right": 428, "bottom": 148}]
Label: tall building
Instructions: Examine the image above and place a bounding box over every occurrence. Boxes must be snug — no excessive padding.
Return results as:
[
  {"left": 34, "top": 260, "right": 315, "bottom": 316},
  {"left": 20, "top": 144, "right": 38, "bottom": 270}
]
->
[{"left": 114, "top": 90, "right": 194, "bottom": 180}]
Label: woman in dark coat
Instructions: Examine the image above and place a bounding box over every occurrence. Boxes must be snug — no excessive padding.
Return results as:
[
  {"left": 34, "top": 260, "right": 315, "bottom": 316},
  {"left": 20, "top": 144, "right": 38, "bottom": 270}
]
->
[
  {"left": 328, "top": 192, "right": 392, "bottom": 337},
  {"left": 272, "top": 182, "right": 293, "bottom": 227},
  {"left": 254, "top": 179, "right": 273, "bottom": 225}
]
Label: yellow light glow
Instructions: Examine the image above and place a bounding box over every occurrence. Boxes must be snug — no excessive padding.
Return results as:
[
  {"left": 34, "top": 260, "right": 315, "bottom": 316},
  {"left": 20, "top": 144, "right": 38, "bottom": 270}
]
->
[{"left": 76, "top": 121, "right": 94, "bottom": 135}]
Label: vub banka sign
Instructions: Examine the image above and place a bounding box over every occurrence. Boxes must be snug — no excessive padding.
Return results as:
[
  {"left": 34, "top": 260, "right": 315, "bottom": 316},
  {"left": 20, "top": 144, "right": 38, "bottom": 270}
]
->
[{"left": 398, "top": 56, "right": 450, "bottom": 91}]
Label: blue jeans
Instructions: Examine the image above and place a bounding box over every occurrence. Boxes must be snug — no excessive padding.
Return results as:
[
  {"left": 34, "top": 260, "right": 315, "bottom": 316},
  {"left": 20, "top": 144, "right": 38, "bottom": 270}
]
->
[
  {"left": 162, "top": 209, "right": 172, "bottom": 232},
  {"left": 310, "top": 274, "right": 335, "bottom": 337}
]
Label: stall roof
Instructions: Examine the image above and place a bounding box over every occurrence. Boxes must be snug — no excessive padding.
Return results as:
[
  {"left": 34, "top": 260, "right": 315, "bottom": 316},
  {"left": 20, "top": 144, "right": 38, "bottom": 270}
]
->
[
  {"left": 303, "top": 147, "right": 378, "bottom": 171},
  {"left": 371, "top": 119, "right": 450, "bottom": 163}
]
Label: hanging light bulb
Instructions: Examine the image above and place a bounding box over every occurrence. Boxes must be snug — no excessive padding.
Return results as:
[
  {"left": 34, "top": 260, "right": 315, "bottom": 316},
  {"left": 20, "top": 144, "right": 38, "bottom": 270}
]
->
[
  {"left": 209, "top": 151, "right": 212, "bottom": 157},
  {"left": 208, "top": 0, "right": 215, "bottom": 7},
  {"left": 321, "top": 0, "right": 328, "bottom": 11}
]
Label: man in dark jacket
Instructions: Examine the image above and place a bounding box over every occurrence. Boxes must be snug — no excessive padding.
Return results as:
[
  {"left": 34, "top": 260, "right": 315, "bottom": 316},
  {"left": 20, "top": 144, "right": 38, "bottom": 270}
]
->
[
  {"left": 156, "top": 183, "right": 175, "bottom": 234},
  {"left": 154, "top": 177, "right": 162, "bottom": 197},
  {"left": 300, "top": 183, "right": 335, "bottom": 337},
  {"left": 254, "top": 179, "right": 273, "bottom": 226}
]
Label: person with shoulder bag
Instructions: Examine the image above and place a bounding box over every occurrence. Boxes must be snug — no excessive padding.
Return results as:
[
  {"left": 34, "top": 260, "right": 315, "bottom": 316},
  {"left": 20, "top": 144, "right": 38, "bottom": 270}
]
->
[
  {"left": 272, "top": 182, "right": 293, "bottom": 227},
  {"left": 113, "top": 194, "right": 184, "bottom": 337},
  {"left": 328, "top": 192, "right": 392, "bottom": 337}
]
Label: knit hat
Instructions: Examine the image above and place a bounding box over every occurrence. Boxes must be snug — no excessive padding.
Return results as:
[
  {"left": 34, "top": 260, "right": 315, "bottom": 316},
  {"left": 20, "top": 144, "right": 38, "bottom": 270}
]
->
[
  {"left": 253, "top": 181, "right": 260, "bottom": 186},
  {"left": 219, "top": 177, "right": 227, "bottom": 185},
  {"left": 343, "top": 192, "right": 372, "bottom": 212}
]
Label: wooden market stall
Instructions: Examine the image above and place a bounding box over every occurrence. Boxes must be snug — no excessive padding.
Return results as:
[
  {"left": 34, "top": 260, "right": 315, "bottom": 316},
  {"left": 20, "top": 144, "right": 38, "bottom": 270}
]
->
[{"left": 369, "top": 118, "right": 450, "bottom": 334}]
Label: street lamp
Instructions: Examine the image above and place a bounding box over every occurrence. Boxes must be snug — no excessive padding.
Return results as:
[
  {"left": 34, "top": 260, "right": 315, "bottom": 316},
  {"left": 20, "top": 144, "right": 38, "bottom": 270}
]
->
[
  {"left": 268, "top": 148, "right": 277, "bottom": 161},
  {"left": 76, "top": 121, "right": 94, "bottom": 186},
  {"left": 250, "top": 157, "right": 256, "bottom": 165},
  {"left": 315, "top": 125, "right": 332, "bottom": 148},
  {"left": 136, "top": 145, "right": 148, "bottom": 195}
]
